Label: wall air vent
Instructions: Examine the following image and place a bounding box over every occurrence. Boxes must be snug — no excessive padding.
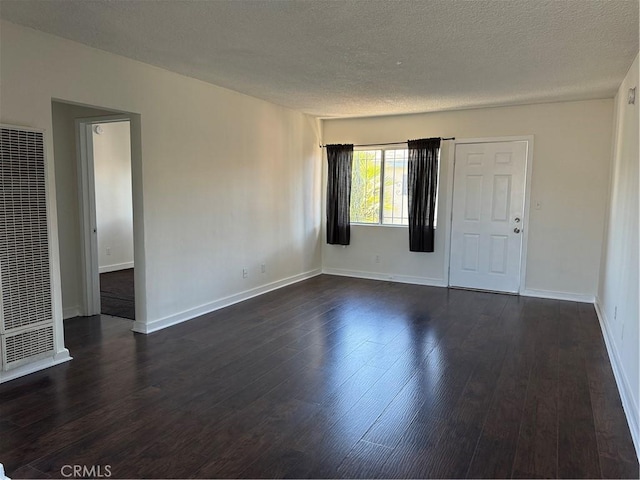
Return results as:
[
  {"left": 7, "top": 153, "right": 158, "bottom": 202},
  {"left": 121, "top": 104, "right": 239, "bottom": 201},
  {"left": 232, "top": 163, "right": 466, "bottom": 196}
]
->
[
  {"left": 0, "top": 125, "right": 54, "bottom": 371},
  {"left": 2, "top": 324, "right": 55, "bottom": 370}
]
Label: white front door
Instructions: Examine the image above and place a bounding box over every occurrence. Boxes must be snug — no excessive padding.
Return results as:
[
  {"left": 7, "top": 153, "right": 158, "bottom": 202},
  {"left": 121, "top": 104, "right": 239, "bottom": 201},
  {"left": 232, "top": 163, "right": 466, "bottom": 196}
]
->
[{"left": 449, "top": 141, "right": 528, "bottom": 293}]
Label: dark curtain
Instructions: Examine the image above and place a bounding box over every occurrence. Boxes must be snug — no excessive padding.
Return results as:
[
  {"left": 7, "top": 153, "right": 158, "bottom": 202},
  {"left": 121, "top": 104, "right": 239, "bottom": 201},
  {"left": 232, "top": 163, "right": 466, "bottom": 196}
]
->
[
  {"left": 326, "top": 144, "right": 353, "bottom": 245},
  {"left": 407, "top": 138, "right": 441, "bottom": 252}
]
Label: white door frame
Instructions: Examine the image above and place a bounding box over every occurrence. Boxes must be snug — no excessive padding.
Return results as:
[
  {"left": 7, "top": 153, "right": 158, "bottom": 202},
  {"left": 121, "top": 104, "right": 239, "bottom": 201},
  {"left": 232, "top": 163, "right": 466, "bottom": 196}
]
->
[
  {"left": 443, "top": 135, "right": 534, "bottom": 294},
  {"left": 76, "top": 114, "right": 133, "bottom": 316}
]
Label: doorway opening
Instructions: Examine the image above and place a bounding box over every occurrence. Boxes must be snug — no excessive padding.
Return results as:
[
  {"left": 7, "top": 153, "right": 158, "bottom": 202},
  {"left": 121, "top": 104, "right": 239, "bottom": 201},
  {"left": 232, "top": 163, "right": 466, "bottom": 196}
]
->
[
  {"left": 92, "top": 120, "right": 134, "bottom": 319},
  {"left": 77, "top": 116, "right": 135, "bottom": 320},
  {"left": 51, "top": 99, "right": 146, "bottom": 329}
]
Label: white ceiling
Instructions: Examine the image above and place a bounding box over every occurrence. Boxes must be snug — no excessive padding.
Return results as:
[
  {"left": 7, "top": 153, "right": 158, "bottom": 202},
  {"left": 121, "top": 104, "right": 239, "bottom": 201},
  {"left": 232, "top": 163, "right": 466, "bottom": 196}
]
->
[{"left": 1, "top": 0, "right": 638, "bottom": 118}]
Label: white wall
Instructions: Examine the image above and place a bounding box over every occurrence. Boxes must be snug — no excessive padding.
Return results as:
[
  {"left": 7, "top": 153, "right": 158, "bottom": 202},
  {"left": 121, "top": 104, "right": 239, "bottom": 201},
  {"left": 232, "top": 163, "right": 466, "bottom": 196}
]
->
[
  {"left": 51, "top": 102, "right": 120, "bottom": 319},
  {"left": 596, "top": 53, "right": 639, "bottom": 456},
  {"left": 1, "top": 21, "right": 322, "bottom": 334},
  {"left": 93, "top": 121, "right": 134, "bottom": 273},
  {"left": 322, "top": 100, "right": 614, "bottom": 301}
]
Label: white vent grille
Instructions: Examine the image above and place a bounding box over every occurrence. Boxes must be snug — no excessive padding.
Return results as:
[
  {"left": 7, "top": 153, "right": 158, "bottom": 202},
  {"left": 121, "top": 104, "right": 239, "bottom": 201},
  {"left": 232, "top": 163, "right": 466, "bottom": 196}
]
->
[
  {"left": 0, "top": 126, "right": 52, "bottom": 333},
  {"left": 2, "top": 324, "right": 55, "bottom": 370}
]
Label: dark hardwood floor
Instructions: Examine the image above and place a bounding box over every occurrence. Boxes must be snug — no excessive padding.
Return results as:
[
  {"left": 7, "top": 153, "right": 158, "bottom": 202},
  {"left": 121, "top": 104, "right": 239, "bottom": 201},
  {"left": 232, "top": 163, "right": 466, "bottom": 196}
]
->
[{"left": 1, "top": 275, "right": 637, "bottom": 479}]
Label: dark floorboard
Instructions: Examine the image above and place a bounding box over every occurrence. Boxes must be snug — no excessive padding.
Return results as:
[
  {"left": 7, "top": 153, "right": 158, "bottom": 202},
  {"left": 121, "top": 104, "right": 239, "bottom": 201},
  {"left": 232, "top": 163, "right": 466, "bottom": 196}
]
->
[{"left": 0, "top": 275, "right": 637, "bottom": 479}]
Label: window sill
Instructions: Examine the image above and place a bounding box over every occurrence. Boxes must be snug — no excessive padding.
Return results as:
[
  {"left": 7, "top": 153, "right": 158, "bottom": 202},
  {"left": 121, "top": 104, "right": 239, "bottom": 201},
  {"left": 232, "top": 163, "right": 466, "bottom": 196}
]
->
[
  {"left": 351, "top": 223, "right": 408, "bottom": 228},
  {"left": 351, "top": 223, "right": 438, "bottom": 229}
]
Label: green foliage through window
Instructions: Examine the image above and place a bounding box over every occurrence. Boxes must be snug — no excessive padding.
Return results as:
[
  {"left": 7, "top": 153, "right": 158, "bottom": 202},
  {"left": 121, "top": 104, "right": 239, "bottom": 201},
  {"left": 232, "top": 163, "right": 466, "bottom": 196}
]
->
[{"left": 350, "top": 150, "right": 382, "bottom": 223}]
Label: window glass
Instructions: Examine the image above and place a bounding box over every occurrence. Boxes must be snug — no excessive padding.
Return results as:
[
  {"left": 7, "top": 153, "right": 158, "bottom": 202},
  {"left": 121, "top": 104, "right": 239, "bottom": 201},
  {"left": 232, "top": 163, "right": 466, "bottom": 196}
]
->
[
  {"left": 382, "top": 149, "right": 409, "bottom": 225},
  {"left": 349, "top": 148, "right": 438, "bottom": 227}
]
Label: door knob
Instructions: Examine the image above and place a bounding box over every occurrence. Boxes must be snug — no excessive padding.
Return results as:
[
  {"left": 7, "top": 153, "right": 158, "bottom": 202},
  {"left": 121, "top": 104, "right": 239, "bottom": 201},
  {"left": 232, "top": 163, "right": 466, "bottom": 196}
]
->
[{"left": 514, "top": 227, "right": 521, "bottom": 234}]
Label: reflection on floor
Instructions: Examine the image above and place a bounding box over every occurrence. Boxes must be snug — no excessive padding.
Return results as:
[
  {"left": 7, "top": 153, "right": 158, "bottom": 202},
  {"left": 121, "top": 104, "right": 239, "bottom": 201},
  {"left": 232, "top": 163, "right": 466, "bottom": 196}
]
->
[
  {"left": 1, "top": 275, "right": 637, "bottom": 479},
  {"left": 100, "top": 268, "right": 135, "bottom": 320}
]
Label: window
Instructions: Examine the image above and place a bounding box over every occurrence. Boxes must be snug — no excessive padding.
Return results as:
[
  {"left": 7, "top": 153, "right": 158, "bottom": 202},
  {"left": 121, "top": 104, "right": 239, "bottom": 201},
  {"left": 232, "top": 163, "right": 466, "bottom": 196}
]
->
[
  {"left": 351, "top": 148, "right": 439, "bottom": 226},
  {"left": 350, "top": 150, "right": 383, "bottom": 224},
  {"left": 382, "top": 149, "right": 410, "bottom": 225}
]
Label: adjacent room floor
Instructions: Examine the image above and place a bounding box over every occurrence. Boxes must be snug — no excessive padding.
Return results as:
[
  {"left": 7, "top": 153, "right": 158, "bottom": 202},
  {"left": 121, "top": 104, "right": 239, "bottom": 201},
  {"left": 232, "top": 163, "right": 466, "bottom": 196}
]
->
[
  {"left": 1, "top": 275, "right": 637, "bottom": 478},
  {"left": 100, "top": 268, "right": 135, "bottom": 320}
]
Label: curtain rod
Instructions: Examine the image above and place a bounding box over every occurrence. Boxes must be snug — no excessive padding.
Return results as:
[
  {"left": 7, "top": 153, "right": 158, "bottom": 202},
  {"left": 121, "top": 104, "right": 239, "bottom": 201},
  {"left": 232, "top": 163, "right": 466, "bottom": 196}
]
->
[{"left": 319, "top": 137, "right": 455, "bottom": 148}]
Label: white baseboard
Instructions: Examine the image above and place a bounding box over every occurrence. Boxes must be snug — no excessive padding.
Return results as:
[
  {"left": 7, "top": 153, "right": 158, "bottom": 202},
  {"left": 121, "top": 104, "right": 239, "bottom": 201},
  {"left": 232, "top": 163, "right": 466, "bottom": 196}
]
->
[
  {"left": 322, "top": 267, "right": 447, "bottom": 288},
  {"left": 594, "top": 298, "right": 640, "bottom": 460},
  {"left": 321, "top": 273, "right": 593, "bottom": 301},
  {"left": 99, "top": 262, "right": 134, "bottom": 274},
  {"left": 0, "top": 349, "right": 72, "bottom": 384},
  {"left": 63, "top": 305, "right": 81, "bottom": 319},
  {"left": 520, "top": 288, "right": 594, "bottom": 303},
  {"left": 132, "top": 268, "right": 322, "bottom": 335}
]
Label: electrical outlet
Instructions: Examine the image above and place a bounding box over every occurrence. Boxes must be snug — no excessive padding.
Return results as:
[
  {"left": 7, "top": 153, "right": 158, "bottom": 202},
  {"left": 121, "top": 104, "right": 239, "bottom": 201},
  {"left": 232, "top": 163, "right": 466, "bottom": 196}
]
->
[
  {"left": 261, "top": 263, "right": 266, "bottom": 274},
  {"left": 106, "top": 247, "right": 111, "bottom": 256},
  {"left": 242, "top": 268, "right": 248, "bottom": 278},
  {"left": 375, "top": 255, "right": 380, "bottom": 264}
]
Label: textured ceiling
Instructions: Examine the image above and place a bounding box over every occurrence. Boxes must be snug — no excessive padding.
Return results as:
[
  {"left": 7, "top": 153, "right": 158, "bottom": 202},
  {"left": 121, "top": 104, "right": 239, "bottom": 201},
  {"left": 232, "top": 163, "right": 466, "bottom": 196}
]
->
[{"left": 1, "top": 0, "right": 638, "bottom": 118}]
